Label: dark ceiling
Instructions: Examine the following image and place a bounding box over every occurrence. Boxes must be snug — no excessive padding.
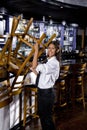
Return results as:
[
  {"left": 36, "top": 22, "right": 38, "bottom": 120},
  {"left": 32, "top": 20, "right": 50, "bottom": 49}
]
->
[{"left": 0, "top": 0, "right": 87, "bottom": 28}]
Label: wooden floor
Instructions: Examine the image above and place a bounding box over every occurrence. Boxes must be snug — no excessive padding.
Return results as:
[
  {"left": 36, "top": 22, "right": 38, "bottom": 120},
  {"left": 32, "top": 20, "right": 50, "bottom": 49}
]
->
[{"left": 12, "top": 101, "right": 87, "bottom": 130}]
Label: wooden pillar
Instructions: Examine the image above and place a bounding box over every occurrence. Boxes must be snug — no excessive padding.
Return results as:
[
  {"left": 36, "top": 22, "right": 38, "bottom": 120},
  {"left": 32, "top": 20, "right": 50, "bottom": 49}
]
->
[{"left": 82, "top": 29, "right": 85, "bottom": 49}]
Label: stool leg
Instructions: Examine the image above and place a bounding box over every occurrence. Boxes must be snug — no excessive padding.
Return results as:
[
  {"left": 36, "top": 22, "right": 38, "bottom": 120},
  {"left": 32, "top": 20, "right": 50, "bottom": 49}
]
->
[
  {"left": 35, "top": 94, "right": 38, "bottom": 114},
  {"left": 82, "top": 80, "right": 85, "bottom": 109},
  {"left": 29, "top": 90, "right": 32, "bottom": 114},
  {"left": 19, "top": 92, "right": 22, "bottom": 123},
  {"left": 70, "top": 78, "right": 76, "bottom": 109},
  {"left": 30, "top": 91, "right": 38, "bottom": 116},
  {"left": 23, "top": 90, "right": 27, "bottom": 127}
]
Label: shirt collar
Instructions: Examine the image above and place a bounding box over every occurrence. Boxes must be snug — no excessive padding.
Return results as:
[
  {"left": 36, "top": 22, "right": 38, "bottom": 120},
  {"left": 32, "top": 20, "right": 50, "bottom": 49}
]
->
[{"left": 47, "top": 56, "right": 56, "bottom": 61}]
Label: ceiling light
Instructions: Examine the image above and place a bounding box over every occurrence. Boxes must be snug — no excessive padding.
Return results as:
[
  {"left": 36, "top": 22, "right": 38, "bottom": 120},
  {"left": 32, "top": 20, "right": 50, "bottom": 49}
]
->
[
  {"left": 50, "top": 19, "right": 53, "bottom": 24},
  {"left": 70, "top": 23, "right": 78, "bottom": 27},
  {"left": 62, "top": 20, "right": 66, "bottom": 26},
  {"left": 60, "top": 6, "right": 63, "bottom": 8},
  {"left": 49, "top": 16, "right": 51, "bottom": 18},
  {"left": 0, "top": 15, "right": 3, "bottom": 18}
]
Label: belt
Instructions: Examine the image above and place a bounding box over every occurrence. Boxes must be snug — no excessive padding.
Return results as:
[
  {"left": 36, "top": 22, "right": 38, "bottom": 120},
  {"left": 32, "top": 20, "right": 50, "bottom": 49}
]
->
[{"left": 38, "top": 87, "right": 53, "bottom": 93}]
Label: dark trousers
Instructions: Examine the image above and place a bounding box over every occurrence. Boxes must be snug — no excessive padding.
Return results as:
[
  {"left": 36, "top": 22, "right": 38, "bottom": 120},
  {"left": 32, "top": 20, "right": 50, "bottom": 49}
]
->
[{"left": 37, "top": 88, "right": 56, "bottom": 130}]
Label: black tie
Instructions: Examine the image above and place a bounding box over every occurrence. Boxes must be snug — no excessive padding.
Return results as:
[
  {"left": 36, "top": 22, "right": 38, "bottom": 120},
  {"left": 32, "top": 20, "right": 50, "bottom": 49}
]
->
[{"left": 35, "top": 71, "right": 41, "bottom": 87}]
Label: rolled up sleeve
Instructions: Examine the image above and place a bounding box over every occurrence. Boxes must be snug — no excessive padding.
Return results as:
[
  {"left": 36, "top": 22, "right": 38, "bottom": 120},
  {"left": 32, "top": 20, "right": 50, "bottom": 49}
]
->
[{"left": 36, "top": 61, "right": 59, "bottom": 75}]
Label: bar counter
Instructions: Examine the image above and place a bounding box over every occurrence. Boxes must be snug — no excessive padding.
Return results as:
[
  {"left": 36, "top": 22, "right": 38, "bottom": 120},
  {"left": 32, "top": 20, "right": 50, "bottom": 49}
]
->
[
  {"left": 61, "top": 58, "right": 87, "bottom": 65},
  {"left": 0, "top": 73, "right": 20, "bottom": 130}
]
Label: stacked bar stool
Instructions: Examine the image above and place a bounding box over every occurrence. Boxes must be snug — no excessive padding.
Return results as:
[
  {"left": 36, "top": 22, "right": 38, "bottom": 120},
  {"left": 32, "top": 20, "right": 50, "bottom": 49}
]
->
[{"left": 70, "top": 63, "right": 86, "bottom": 109}]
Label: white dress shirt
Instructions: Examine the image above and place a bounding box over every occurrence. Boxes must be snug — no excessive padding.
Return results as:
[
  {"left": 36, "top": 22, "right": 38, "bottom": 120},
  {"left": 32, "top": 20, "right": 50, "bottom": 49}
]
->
[{"left": 36, "top": 56, "right": 60, "bottom": 89}]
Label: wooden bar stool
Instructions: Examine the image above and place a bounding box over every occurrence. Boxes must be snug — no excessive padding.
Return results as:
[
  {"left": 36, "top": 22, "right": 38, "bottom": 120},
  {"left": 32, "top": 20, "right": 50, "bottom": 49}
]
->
[
  {"left": 55, "top": 65, "right": 70, "bottom": 108},
  {"left": 70, "top": 63, "right": 86, "bottom": 109},
  {"left": 23, "top": 85, "right": 38, "bottom": 127}
]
